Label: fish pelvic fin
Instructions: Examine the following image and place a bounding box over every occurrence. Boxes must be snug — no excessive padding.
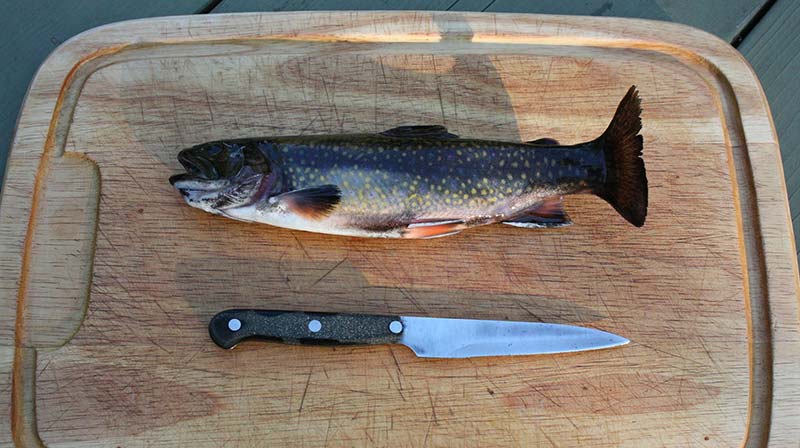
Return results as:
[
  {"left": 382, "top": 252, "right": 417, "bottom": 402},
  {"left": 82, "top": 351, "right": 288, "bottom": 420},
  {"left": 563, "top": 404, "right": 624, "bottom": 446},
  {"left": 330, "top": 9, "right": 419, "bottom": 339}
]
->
[
  {"left": 595, "top": 85, "right": 647, "bottom": 227},
  {"left": 503, "top": 196, "right": 573, "bottom": 228},
  {"left": 275, "top": 185, "right": 341, "bottom": 220},
  {"left": 403, "top": 219, "right": 466, "bottom": 239}
]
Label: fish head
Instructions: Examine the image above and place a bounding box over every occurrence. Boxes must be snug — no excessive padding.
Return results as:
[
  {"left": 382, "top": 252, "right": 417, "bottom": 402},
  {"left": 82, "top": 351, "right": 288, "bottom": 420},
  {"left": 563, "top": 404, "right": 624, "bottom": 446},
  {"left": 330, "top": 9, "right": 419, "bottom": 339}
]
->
[{"left": 170, "top": 141, "right": 273, "bottom": 215}]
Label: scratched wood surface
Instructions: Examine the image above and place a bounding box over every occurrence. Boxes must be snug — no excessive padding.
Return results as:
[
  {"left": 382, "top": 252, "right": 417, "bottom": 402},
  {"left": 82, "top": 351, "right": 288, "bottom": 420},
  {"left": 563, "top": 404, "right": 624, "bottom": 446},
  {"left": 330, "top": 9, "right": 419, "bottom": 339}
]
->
[{"left": 1, "top": 12, "right": 798, "bottom": 447}]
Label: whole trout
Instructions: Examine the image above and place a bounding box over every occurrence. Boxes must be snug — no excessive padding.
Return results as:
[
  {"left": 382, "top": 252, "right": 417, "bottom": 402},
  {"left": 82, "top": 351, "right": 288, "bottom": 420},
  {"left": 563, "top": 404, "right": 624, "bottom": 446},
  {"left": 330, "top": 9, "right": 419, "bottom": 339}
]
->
[{"left": 170, "top": 86, "right": 647, "bottom": 238}]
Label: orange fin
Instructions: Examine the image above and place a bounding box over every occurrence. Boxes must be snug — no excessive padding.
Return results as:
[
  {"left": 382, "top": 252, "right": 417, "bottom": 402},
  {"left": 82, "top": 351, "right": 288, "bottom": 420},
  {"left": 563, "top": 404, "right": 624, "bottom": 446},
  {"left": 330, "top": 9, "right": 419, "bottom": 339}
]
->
[
  {"left": 503, "top": 196, "right": 572, "bottom": 228},
  {"left": 404, "top": 219, "right": 466, "bottom": 239},
  {"left": 277, "top": 185, "right": 341, "bottom": 220}
]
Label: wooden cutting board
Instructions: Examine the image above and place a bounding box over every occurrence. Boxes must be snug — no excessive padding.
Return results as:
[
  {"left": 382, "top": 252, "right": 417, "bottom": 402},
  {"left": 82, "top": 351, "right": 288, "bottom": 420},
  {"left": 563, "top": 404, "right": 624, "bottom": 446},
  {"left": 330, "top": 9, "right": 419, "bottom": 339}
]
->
[{"left": 2, "top": 11, "right": 798, "bottom": 447}]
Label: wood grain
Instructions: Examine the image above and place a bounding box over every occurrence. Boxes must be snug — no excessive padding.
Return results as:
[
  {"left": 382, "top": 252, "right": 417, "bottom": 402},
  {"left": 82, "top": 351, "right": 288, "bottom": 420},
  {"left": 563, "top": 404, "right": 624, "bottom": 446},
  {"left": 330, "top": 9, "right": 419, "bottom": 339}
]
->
[
  {"left": 22, "top": 154, "right": 98, "bottom": 348},
  {"left": 0, "top": 11, "right": 797, "bottom": 447}
]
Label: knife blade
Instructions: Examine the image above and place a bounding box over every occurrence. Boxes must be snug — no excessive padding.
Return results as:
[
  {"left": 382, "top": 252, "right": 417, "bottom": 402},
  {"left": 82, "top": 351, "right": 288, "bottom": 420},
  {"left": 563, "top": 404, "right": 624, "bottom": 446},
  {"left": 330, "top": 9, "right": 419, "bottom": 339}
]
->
[{"left": 209, "top": 309, "right": 628, "bottom": 358}]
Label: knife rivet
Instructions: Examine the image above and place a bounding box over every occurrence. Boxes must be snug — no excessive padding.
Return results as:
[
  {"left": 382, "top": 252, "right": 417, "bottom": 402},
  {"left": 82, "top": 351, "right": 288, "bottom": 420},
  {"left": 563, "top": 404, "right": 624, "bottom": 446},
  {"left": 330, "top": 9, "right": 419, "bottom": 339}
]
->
[
  {"left": 308, "top": 319, "right": 322, "bottom": 333},
  {"left": 389, "top": 321, "right": 403, "bottom": 334},
  {"left": 227, "top": 318, "right": 241, "bottom": 332}
]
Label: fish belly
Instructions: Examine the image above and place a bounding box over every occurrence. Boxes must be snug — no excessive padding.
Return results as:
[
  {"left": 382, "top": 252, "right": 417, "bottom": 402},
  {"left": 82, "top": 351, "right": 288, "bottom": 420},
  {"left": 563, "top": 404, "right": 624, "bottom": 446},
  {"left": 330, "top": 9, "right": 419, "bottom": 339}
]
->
[{"left": 222, "top": 204, "right": 406, "bottom": 238}]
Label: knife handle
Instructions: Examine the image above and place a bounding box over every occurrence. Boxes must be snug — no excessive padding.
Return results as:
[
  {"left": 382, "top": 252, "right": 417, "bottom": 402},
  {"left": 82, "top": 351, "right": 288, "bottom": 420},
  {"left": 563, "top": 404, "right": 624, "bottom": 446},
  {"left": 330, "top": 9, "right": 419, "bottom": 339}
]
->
[{"left": 209, "top": 309, "right": 404, "bottom": 349}]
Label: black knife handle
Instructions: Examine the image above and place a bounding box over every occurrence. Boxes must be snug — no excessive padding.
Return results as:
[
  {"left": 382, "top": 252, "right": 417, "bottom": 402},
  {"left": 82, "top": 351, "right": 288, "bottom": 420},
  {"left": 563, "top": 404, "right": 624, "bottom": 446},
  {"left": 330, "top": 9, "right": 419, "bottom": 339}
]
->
[{"left": 209, "top": 309, "right": 404, "bottom": 349}]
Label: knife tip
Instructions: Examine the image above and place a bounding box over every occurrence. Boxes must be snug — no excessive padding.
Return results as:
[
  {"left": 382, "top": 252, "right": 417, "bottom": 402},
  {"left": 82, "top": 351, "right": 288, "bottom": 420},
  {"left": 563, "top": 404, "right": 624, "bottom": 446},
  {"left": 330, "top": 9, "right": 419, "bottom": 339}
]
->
[{"left": 612, "top": 335, "right": 630, "bottom": 347}]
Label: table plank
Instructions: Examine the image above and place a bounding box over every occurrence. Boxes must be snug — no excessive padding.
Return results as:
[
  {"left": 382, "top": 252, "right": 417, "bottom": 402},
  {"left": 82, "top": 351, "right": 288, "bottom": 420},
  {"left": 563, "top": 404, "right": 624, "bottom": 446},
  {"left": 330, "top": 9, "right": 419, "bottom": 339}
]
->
[
  {"left": 213, "top": 0, "right": 469, "bottom": 13},
  {"left": 484, "top": 0, "right": 769, "bottom": 42},
  {"left": 0, "top": 0, "right": 213, "bottom": 190},
  {"left": 738, "top": 0, "right": 800, "bottom": 258},
  {"left": 0, "top": 346, "right": 13, "bottom": 447}
]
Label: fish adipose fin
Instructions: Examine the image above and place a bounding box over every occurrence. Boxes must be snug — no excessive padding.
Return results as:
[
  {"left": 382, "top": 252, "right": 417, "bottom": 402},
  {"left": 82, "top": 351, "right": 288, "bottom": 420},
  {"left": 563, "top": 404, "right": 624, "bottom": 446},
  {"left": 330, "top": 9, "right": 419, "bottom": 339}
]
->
[
  {"left": 275, "top": 185, "right": 341, "bottom": 220},
  {"left": 404, "top": 219, "right": 466, "bottom": 239},
  {"left": 525, "top": 138, "right": 560, "bottom": 146},
  {"left": 595, "top": 85, "right": 647, "bottom": 227},
  {"left": 380, "top": 125, "right": 459, "bottom": 140},
  {"left": 503, "top": 196, "right": 573, "bottom": 228}
]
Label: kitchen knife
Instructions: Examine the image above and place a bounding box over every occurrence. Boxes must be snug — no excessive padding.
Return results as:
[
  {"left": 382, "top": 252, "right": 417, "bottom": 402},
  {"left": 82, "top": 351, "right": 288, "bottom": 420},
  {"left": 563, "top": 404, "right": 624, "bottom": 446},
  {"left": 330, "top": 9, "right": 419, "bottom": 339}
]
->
[{"left": 209, "top": 309, "right": 629, "bottom": 358}]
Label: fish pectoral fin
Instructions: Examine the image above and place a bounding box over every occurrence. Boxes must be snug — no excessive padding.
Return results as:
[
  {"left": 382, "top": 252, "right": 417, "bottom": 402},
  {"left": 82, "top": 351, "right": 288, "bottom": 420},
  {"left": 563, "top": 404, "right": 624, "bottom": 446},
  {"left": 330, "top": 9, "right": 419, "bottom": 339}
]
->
[
  {"left": 404, "top": 219, "right": 466, "bottom": 239},
  {"left": 379, "top": 125, "right": 459, "bottom": 140},
  {"left": 525, "top": 138, "right": 560, "bottom": 146},
  {"left": 273, "top": 184, "right": 341, "bottom": 220},
  {"left": 503, "top": 196, "right": 573, "bottom": 228}
]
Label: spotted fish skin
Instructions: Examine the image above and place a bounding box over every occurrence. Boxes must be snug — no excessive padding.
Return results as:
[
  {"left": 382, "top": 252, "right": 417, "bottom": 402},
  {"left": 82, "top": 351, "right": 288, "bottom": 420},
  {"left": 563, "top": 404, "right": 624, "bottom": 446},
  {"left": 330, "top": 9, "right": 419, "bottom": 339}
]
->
[
  {"left": 171, "top": 86, "right": 647, "bottom": 238},
  {"left": 255, "top": 135, "right": 602, "bottom": 229}
]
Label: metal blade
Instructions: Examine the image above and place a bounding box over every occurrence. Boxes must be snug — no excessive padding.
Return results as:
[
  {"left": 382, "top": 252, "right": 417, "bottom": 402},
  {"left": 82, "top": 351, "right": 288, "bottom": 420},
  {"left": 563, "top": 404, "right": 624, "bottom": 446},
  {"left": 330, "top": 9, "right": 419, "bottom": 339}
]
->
[{"left": 399, "top": 316, "right": 628, "bottom": 358}]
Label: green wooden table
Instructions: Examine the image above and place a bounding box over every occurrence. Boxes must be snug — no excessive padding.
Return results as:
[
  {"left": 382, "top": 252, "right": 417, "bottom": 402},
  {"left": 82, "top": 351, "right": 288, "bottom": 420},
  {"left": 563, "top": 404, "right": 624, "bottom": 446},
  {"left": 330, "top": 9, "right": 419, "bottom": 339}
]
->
[{"left": 2, "top": 0, "right": 797, "bottom": 261}]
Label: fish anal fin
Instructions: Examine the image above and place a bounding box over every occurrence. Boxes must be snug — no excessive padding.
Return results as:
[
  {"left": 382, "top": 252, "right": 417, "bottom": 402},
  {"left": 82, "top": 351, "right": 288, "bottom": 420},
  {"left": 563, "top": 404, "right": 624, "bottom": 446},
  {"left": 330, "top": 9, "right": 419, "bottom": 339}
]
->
[
  {"left": 503, "top": 196, "right": 572, "bottom": 228},
  {"left": 276, "top": 184, "right": 341, "bottom": 220},
  {"left": 380, "top": 125, "right": 459, "bottom": 140},
  {"left": 404, "top": 219, "right": 466, "bottom": 239},
  {"left": 526, "top": 138, "right": 560, "bottom": 146}
]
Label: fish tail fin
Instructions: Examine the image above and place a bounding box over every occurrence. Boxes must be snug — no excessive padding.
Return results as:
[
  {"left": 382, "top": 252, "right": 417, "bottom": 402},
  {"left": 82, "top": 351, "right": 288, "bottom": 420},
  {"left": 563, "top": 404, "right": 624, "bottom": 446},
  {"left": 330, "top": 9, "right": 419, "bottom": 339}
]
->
[{"left": 594, "top": 86, "right": 648, "bottom": 227}]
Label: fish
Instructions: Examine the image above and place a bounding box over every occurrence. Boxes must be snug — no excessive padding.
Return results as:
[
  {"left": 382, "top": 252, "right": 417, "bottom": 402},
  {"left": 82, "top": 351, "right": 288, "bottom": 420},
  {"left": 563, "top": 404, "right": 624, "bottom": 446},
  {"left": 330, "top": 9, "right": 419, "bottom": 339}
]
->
[{"left": 170, "top": 86, "right": 647, "bottom": 239}]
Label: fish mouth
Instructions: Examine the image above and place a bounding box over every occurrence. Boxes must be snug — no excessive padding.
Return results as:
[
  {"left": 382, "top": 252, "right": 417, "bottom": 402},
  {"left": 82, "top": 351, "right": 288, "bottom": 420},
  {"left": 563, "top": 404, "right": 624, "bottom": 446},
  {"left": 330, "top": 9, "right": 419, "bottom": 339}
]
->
[
  {"left": 169, "top": 177, "right": 193, "bottom": 200},
  {"left": 169, "top": 173, "right": 191, "bottom": 187},
  {"left": 169, "top": 173, "right": 229, "bottom": 197},
  {"left": 169, "top": 174, "right": 195, "bottom": 198}
]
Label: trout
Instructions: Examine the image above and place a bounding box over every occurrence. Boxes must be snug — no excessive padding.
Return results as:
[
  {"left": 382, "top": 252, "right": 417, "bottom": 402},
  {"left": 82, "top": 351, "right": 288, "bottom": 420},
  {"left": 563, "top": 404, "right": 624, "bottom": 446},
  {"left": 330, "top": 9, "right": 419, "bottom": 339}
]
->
[{"left": 170, "top": 86, "right": 647, "bottom": 238}]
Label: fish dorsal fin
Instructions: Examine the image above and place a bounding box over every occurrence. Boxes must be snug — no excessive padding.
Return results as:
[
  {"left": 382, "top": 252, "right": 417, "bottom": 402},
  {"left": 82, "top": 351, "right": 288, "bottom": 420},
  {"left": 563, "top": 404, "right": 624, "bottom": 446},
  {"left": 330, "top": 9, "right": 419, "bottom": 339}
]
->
[
  {"left": 502, "top": 196, "right": 573, "bottom": 228},
  {"left": 274, "top": 185, "right": 341, "bottom": 220},
  {"left": 526, "top": 138, "right": 560, "bottom": 146},
  {"left": 380, "top": 125, "right": 459, "bottom": 140}
]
